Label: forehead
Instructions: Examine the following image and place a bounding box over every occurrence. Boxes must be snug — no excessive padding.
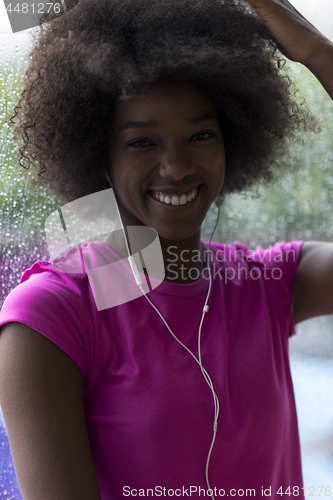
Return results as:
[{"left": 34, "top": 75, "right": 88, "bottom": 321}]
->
[{"left": 113, "top": 80, "right": 217, "bottom": 123}]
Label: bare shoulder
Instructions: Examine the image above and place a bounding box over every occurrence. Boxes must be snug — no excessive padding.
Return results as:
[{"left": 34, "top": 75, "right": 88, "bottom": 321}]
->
[
  {"left": 0, "top": 322, "right": 101, "bottom": 500},
  {"left": 294, "top": 241, "right": 333, "bottom": 324}
]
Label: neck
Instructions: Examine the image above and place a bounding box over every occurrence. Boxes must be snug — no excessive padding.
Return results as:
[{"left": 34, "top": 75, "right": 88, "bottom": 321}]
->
[{"left": 159, "top": 231, "right": 206, "bottom": 284}]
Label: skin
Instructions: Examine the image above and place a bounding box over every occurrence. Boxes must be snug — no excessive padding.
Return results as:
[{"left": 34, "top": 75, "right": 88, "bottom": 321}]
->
[
  {"left": 108, "top": 80, "right": 225, "bottom": 284},
  {"left": 0, "top": 1, "right": 332, "bottom": 499},
  {"left": 243, "top": 0, "right": 333, "bottom": 99},
  {"left": 0, "top": 324, "right": 102, "bottom": 500}
]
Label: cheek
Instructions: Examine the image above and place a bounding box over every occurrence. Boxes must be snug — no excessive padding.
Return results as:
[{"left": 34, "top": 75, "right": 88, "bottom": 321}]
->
[
  {"left": 108, "top": 153, "right": 130, "bottom": 190},
  {"left": 109, "top": 163, "right": 144, "bottom": 207}
]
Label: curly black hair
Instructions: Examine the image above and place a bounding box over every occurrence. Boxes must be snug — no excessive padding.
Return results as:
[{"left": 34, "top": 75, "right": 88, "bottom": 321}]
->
[{"left": 11, "top": 0, "right": 317, "bottom": 203}]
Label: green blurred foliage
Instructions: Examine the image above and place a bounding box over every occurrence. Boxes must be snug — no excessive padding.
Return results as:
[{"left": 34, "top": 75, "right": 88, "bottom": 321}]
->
[
  {"left": 203, "top": 62, "right": 333, "bottom": 247},
  {"left": 0, "top": 44, "right": 59, "bottom": 258}
]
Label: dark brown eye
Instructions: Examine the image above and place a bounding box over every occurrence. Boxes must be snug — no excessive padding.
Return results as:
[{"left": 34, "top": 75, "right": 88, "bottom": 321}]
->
[
  {"left": 127, "top": 140, "right": 153, "bottom": 147},
  {"left": 191, "top": 132, "right": 215, "bottom": 141}
]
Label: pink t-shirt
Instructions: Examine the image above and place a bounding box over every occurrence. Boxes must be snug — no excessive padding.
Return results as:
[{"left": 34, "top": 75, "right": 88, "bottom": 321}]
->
[{"left": 0, "top": 240, "right": 304, "bottom": 499}]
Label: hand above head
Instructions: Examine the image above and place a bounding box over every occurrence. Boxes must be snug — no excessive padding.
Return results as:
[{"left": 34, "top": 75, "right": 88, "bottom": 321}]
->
[{"left": 242, "top": 0, "right": 331, "bottom": 66}]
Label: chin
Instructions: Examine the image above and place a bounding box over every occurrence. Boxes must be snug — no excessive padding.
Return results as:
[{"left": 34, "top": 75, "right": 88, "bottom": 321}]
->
[{"left": 156, "top": 225, "right": 202, "bottom": 243}]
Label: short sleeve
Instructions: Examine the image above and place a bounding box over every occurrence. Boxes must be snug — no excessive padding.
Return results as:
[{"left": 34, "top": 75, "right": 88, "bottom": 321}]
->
[
  {"left": 0, "top": 261, "right": 94, "bottom": 379},
  {"left": 233, "top": 240, "right": 304, "bottom": 337}
]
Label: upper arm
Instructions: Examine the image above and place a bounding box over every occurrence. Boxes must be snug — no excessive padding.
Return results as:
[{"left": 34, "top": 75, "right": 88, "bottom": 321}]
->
[
  {"left": 0, "top": 322, "right": 101, "bottom": 500},
  {"left": 293, "top": 241, "right": 333, "bottom": 324}
]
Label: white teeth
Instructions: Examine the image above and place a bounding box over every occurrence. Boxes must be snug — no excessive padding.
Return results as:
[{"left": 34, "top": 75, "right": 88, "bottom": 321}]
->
[{"left": 153, "top": 187, "right": 199, "bottom": 205}]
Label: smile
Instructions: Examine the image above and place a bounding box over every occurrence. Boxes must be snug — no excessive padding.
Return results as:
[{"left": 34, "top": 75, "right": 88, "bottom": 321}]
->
[{"left": 150, "top": 187, "right": 199, "bottom": 206}]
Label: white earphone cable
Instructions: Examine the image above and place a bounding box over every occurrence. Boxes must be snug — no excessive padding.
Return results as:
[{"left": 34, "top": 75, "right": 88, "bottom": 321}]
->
[
  {"left": 140, "top": 204, "right": 221, "bottom": 499},
  {"left": 109, "top": 168, "right": 222, "bottom": 498}
]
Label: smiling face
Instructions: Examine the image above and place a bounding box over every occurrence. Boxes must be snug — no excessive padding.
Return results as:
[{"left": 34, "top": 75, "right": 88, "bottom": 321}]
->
[{"left": 108, "top": 80, "right": 225, "bottom": 242}]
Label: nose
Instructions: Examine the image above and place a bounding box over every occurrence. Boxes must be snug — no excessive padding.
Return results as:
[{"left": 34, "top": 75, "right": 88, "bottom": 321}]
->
[{"left": 158, "top": 146, "right": 195, "bottom": 181}]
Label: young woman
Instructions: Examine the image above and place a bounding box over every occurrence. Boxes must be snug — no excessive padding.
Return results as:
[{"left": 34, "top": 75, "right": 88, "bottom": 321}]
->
[{"left": 0, "top": 0, "right": 332, "bottom": 499}]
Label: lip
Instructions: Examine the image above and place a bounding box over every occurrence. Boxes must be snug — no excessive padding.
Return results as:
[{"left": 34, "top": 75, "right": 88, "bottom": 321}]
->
[{"left": 147, "top": 184, "right": 203, "bottom": 209}]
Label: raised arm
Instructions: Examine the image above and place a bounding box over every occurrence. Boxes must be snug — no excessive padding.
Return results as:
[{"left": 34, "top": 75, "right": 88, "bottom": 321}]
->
[
  {"left": 0, "top": 323, "right": 102, "bottom": 500},
  {"left": 243, "top": 0, "right": 333, "bottom": 98},
  {"left": 243, "top": 0, "right": 333, "bottom": 323}
]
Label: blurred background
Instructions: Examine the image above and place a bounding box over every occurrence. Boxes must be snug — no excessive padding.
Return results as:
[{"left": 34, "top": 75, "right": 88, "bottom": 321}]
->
[{"left": 0, "top": 0, "right": 332, "bottom": 498}]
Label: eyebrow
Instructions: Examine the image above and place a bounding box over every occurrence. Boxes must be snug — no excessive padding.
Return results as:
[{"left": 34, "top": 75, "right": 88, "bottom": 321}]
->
[
  {"left": 187, "top": 113, "right": 219, "bottom": 125},
  {"left": 117, "top": 113, "right": 219, "bottom": 132}
]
